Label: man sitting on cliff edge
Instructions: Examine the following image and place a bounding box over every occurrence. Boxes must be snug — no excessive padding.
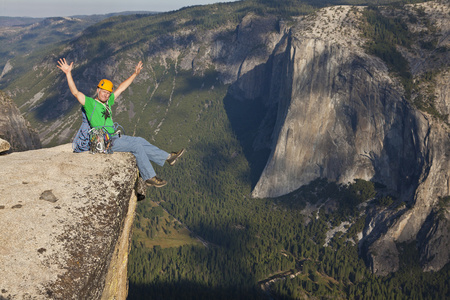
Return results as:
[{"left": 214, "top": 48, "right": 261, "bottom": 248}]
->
[{"left": 57, "top": 58, "right": 184, "bottom": 188}]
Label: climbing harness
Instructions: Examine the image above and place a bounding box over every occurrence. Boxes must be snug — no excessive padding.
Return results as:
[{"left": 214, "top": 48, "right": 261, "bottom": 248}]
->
[
  {"left": 89, "top": 126, "right": 113, "bottom": 154},
  {"left": 72, "top": 98, "right": 125, "bottom": 154}
]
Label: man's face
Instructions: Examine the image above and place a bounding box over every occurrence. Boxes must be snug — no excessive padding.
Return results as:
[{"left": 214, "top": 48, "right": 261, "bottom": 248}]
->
[{"left": 98, "top": 88, "right": 111, "bottom": 102}]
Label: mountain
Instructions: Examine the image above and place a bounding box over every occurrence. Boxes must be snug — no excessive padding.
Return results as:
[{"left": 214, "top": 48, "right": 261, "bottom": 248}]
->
[
  {"left": 0, "top": 12, "right": 157, "bottom": 87},
  {"left": 1, "top": 0, "right": 449, "bottom": 297},
  {"left": 0, "top": 16, "right": 45, "bottom": 27}
]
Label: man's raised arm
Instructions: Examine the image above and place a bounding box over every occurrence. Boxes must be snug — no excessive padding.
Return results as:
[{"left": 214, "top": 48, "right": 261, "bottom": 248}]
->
[
  {"left": 57, "top": 58, "right": 85, "bottom": 106},
  {"left": 114, "top": 61, "right": 143, "bottom": 99}
]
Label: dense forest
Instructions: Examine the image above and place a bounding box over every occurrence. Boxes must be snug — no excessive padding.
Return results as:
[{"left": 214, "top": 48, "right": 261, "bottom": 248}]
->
[{"left": 128, "top": 143, "right": 450, "bottom": 300}]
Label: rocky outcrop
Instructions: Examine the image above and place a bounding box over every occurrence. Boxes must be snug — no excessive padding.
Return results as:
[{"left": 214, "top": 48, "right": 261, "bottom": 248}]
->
[
  {"left": 0, "top": 144, "right": 139, "bottom": 299},
  {"left": 418, "top": 208, "right": 450, "bottom": 272},
  {"left": 0, "top": 137, "right": 10, "bottom": 153},
  {"left": 0, "top": 90, "right": 41, "bottom": 151}
]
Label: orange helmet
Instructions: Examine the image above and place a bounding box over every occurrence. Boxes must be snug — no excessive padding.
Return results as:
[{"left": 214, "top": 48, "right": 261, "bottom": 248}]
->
[{"left": 97, "top": 79, "right": 114, "bottom": 92}]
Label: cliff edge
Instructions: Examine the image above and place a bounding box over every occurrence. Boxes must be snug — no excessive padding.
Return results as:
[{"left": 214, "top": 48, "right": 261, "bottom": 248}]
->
[{"left": 0, "top": 144, "right": 139, "bottom": 299}]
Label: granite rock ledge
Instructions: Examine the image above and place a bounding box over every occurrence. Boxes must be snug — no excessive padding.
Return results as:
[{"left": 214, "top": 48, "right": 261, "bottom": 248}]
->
[{"left": 0, "top": 144, "right": 139, "bottom": 299}]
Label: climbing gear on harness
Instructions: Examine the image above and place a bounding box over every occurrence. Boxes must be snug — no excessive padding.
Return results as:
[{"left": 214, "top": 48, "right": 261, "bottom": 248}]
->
[
  {"left": 87, "top": 122, "right": 124, "bottom": 154},
  {"left": 97, "top": 79, "right": 113, "bottom": 92},
  {"left": 89, "top": 127, "right": 113, "bottom": 154}
]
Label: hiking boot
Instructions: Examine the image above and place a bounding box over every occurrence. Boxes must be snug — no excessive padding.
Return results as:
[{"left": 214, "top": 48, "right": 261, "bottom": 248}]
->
[
  {"left": 145, "top": 176, "right": 167, "bottom": 188},
  {"left": 166, "top": 148, "right": 185, "bottom": 166}
]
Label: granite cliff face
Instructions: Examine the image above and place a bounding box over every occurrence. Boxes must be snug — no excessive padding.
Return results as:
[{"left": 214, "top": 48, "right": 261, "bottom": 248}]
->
[
  {"left": 244, "top": 3, "right": 450, "bottom": 274},
  {"left": 0, "top": 90, "right": 41, "bottom": 151},
  {"left": 0, "top": 144, "right": 139, "bottom": 299}
]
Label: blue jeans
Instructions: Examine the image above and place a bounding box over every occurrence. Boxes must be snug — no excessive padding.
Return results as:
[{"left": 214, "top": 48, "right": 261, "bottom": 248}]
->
[{"left": 111, "top": 135, "right": 169, "bottom": 180}]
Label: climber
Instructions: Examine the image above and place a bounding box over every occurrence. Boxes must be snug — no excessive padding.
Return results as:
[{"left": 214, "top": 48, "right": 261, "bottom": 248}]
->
[{"left": 57, "top": 57, "right": 184, "bottom": 188}]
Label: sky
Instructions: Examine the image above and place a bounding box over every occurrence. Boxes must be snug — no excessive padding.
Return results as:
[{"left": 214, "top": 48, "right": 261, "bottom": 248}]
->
[{"left": 0, "top": 0, "right": 238, "bottom": 18}]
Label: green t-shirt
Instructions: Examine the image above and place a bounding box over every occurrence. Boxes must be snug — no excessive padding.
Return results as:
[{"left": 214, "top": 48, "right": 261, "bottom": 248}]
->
[{"left": 83, "top": 94, "right": 115, "bottom": 134}]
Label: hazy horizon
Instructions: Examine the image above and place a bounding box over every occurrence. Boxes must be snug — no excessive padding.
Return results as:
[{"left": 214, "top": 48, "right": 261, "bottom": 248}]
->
[{"left": 1, "top": 0, "right": 238, "bottom": 18}]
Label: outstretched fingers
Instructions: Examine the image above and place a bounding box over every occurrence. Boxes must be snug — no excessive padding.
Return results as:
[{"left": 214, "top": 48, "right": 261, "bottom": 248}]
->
[
  {"left": 57, "top": 58, "right": 73, "bottom": 73},
  {"left": 135, "top": 61, "right": 143, "bottom": 75},
  {"left": 57, "top": 58, "right": 66, "bottom": 68}
]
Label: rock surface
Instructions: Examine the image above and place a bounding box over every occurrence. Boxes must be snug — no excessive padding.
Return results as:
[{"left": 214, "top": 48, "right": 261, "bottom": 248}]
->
[
  {"left": 0, "top": 90, "right": 41, "bottom": 152},
  {"left": 0, "top": 137, "right": 10, "bottom": 153},
  {"left": 0, "top": 144, "right": 138, "bottom": 299}
]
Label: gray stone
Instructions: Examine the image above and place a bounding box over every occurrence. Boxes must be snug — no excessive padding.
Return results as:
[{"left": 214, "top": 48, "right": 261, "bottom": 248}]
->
[
  {"left": 0, "top": 143, "right": 139, "bottom": 299},
  {"left": 0, "top": 138, "right": 10, "bottom": 153},
  {"left": 39, "top": 190, "right": 58, "bottom": 203}
]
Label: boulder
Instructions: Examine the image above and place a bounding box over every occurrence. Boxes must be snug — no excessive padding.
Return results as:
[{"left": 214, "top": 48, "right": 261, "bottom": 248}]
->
[
  {"left": 0, "top": 144, "right": 139, "bottom": 299},
  {"left": 0, "top": 137, "right": 10, "bottom": 153}
]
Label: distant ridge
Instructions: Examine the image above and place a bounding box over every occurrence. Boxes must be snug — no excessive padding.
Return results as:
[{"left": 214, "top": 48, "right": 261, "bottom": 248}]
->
[
  {"left": 0, "top": 16, "right": 44, "bottom": 27},
  {"left": 0, "top": 11, "right": 158, "bottom": 27}
]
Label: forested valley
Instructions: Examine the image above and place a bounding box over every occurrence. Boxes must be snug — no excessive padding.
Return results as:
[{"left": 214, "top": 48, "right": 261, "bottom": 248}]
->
[{"left": 127, "top": 64, "right": 449, "bottom": 300}]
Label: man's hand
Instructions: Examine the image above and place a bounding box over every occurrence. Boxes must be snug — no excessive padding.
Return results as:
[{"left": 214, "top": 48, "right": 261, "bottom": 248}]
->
[
  {"left": 57, "top": 58, "right": 73, "bottom": 74},
  {"left": 115, "top": 61, "right": 143, "bottom": 98},
  {"left": 134, "top": 61, "right": 143, "bottom": 75},
  {"left": 57, "top": 58, "right": 85, "bottom": 105}
]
